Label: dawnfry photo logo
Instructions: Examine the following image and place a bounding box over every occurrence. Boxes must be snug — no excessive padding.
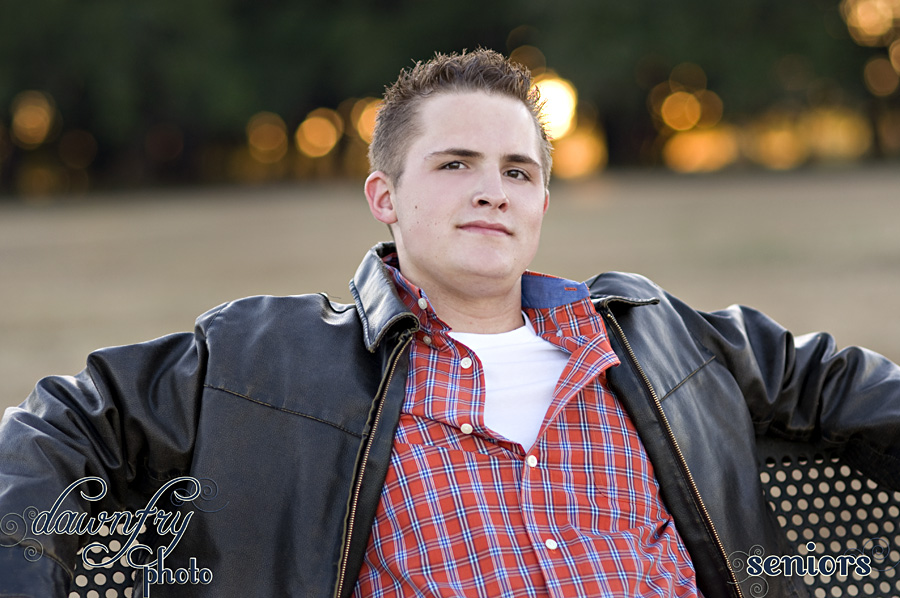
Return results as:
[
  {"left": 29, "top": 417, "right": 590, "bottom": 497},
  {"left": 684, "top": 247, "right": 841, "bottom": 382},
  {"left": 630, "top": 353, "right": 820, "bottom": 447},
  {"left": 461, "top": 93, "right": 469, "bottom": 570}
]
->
[{"left": 1, "top": 476, "right": 226, "bottom": 596}]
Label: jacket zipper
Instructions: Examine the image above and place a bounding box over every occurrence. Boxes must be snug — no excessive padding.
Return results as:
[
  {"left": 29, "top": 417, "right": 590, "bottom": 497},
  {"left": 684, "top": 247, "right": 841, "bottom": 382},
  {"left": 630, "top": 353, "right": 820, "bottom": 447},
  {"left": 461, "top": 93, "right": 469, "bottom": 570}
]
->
[
  {"left": 603, "top": 307, "right": 744, "bottom": 598},
  {"left": 334, "top": 330, "right": 414, "bottom": 598}
]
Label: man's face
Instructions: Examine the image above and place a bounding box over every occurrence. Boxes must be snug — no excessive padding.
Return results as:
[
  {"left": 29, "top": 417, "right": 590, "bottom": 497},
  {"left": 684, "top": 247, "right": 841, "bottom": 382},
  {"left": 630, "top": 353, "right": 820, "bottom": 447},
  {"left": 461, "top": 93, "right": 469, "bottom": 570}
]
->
[{"left": 365, "top": 91, "right": 549, "bottom": 302}]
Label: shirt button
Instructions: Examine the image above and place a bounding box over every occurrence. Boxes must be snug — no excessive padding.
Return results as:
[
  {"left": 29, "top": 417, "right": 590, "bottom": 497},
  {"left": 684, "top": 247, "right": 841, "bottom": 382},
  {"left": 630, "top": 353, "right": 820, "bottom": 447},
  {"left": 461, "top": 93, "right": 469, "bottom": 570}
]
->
[
  {"left": 544, "top": 538, "right": 559, "bottom": 551},
  {"left": 460, "top": 357, "right": 473, "bottom": 369},
  {"left": 460, "top": 423, "right": 474, "bottom": 435},
  {"left": 422, "top": 335, "right": 432, "bottom": 346},
  {"left": 417, "top": 298, "right": 428, "bottom": 310},
  {"left": 526, "top": 455, "right": 538, "bottom": 468}
]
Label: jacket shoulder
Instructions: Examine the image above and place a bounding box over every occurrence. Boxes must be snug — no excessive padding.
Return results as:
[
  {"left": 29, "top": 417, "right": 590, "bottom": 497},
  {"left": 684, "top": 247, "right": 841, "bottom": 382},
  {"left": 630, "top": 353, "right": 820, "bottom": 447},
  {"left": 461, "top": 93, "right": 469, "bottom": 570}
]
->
[
  {"left": 194, "top": 294, "right": 371, "bottom": 408},
  {"left": 196, "top": 293, "right": 356, "bottom": 338}
]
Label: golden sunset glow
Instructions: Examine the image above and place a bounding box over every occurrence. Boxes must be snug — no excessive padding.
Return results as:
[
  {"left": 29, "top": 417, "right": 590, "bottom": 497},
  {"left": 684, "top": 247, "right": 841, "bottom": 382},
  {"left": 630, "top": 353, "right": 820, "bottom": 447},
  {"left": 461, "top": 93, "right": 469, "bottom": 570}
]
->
[
  {"left": 11, "top": 91, "right": 55, "bottom": 149},
  {"left": 551, "top": 127, "right": 608, "bottom": 178},
  {"left": 247, "top": 112, "right": 288, "bottom": 164},
  {"left": 891, "top": 40, "right": 900, "bottom": 71},
  {"left": 864, "top": 56, "right": 900, "bottom": 95},
  {"left": 660, "top": 92, "right": 702, "bottom": 131},
  {"left": 743, "top": 114, "right": 810, "bottom": 170},
  {"left": 663, "top": 127, "right": 740, "bottom": 173},
  {"left": 1, "top": 29, "right": 894, "bottom": 191},
  {"left": 841, "top": 0, "right": 900, "bottom": 45},
  {"left": 509, "top": 45, "right": 547, "bottom": 74},
  {"left": 296, "top": 108, "right": 343, "bottom": 158},
  {"left": 353, "top": 98, "right": 382, "bottom": 143},
  {"left": 803, "top": 107, "right": 873, "bottom": 161},
  {"left": 695, "top": 90, "right": 724, "bottom": 129},
  {"left": 534, "top": 75, "right": 578, "bottom": 139}
]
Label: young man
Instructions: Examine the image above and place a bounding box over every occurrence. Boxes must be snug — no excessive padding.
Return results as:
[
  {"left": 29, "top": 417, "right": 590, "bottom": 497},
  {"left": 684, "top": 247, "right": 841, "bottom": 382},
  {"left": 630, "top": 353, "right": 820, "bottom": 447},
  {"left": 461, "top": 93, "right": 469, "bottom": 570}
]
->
[{"left": 2, "top": 49, "right": 900, "bottom": 598}]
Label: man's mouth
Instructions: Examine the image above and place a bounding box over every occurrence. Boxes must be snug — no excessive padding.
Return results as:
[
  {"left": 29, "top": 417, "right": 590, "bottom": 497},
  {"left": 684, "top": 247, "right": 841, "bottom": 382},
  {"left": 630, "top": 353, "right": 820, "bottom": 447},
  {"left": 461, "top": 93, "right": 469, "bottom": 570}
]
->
[{"left": 458, "top": 221, "right": 512, "bottom": 236}]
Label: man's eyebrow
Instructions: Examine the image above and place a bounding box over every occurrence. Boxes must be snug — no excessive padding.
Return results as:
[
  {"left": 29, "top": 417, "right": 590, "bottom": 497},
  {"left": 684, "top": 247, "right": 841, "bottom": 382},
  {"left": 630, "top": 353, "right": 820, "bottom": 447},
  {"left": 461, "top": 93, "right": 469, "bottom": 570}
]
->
[
  {"left": 425, "top": 148, "right": 540, "bottom": 168},
  {"left": 504, "top": 153, "right": 541, "bottom": 168},
  {"left": 425, "top": 148, "right": 483, "bottom": 160}
]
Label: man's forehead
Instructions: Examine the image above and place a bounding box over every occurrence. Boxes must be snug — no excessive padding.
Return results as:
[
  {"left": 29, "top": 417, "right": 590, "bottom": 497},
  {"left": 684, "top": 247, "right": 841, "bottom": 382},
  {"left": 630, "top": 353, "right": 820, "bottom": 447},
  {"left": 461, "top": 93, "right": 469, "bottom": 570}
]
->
[{"left": 408, "top": 91, "right": 544, "bottom": 160}]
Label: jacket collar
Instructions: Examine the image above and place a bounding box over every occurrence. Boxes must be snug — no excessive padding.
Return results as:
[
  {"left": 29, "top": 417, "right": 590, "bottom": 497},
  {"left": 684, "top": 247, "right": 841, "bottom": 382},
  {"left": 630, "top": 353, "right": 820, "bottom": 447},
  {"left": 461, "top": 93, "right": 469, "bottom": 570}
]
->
[
  {"left": 349, "top": 242, "right": 419, "bottom": 352},
  {"left": 350, "top": 244, "right": 665, "bottom": 351},
  {"left": 585, "top": 272, "right": 660, "bottom": 309}
]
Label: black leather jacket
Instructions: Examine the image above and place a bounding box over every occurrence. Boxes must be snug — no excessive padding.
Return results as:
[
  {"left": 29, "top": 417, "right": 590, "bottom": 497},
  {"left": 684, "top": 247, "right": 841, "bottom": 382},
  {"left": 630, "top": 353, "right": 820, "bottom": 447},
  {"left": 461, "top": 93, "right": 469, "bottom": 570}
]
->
[{"left": 2, "top": 242, "right": 900, "bottom": 598}]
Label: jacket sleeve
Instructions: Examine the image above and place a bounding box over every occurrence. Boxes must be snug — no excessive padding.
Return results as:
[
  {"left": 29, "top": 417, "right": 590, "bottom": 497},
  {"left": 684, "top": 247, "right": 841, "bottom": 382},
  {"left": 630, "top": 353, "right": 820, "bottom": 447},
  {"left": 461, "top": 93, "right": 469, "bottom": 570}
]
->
[
  {"left": 669, "top": 291, "right": 900, "bottom": 490},
  {"left": 0, "top": 304, "right": 224, "bottom": 597}
]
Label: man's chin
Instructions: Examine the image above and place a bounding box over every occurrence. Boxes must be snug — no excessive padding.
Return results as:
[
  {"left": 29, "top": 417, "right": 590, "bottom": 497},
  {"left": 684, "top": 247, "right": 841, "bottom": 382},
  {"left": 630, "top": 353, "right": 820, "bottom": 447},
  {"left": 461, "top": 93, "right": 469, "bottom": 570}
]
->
[{"left": 452, "top": 258, "right": 526, "bottom": 286}]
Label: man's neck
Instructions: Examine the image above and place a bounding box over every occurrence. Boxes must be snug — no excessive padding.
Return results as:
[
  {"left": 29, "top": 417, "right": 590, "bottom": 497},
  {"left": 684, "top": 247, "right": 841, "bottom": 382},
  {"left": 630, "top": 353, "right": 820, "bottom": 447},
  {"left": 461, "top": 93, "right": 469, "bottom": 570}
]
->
[{"left": 418, "top": 280, "right": 525, "bottom": 334}]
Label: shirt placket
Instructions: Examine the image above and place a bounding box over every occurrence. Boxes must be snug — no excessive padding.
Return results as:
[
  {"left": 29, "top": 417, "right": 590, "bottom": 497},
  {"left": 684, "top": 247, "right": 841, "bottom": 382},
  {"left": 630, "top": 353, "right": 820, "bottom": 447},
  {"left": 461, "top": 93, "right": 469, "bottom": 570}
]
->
[
  {"left": 517, "top": 325, "right": 621, "bottom": 597},
  {"left": 410, "top": 310, "right": 489, "bottom": 442}
]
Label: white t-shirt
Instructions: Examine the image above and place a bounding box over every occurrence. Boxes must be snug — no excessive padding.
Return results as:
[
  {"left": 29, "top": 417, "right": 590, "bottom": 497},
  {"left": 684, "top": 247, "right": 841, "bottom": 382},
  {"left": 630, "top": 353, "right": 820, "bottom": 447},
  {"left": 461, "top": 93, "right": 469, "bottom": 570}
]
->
[{"left": 449, "top": 317, "right": 570, "bottom": 450}]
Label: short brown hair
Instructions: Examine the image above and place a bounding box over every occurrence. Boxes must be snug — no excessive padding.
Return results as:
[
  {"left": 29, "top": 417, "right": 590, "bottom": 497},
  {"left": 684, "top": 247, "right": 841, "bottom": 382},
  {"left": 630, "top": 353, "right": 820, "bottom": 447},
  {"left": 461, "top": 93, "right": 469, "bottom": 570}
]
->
[{"left": 368, "top": 49, "right": 552, "bottom": 188}]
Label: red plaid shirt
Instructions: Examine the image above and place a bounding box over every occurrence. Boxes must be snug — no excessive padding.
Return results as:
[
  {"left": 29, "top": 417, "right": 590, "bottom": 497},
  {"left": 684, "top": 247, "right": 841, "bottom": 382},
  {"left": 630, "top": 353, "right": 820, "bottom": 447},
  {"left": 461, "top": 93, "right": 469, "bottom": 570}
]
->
[{"left": 352, "top": 257, "right": 700, "bottom": 597}]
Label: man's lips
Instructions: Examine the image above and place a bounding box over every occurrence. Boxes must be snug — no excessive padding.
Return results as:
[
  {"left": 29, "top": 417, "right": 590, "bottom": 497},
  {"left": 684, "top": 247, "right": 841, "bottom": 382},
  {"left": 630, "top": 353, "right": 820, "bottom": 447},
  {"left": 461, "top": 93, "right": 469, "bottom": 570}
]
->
[{"left": 457, "top": 221, "right": 512, "bottom": 235}]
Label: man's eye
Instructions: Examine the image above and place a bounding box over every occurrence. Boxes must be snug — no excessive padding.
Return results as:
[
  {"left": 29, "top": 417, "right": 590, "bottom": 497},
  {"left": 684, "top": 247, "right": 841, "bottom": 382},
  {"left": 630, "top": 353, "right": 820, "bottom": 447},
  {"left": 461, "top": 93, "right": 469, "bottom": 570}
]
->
[
  {"left": 506, "top": 168, "right": 530, "bottom": 180},
  {"left": 441, "top": 161, "right": 465, "bottom": 170}
]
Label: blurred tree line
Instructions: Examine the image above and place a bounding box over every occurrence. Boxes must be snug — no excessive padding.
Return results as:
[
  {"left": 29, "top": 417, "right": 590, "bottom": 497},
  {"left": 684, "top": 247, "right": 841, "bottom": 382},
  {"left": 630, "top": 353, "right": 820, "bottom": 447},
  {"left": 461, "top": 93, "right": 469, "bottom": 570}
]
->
[{"left": 0, "top": 0, "right": 891, "bottom": 195}]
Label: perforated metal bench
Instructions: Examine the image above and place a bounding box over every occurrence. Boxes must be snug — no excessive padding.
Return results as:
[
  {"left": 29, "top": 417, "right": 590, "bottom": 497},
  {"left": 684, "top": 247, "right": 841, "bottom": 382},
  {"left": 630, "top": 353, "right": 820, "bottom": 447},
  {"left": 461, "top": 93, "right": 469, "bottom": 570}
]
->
[
  {"left": 68, "top": 522, "right": 141, "bottom": 598},
  {"left": 753, "top": 436, "right": 900, "bottom": 598},
  {"left": 68, "top": 437, "right": 900, "bottom": 597}
]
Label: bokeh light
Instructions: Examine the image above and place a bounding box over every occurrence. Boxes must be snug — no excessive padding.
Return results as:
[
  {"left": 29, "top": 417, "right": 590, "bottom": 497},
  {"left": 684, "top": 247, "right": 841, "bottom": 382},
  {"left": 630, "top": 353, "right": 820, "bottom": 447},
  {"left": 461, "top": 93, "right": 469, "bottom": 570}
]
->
[
  {"left": 246, "top": 112, "right": 288, "bottom": 164},
  {"left": 295, "top": 108, "right": 343, "bottom": 158},
  {"left": 660, "top": 91, "right": 702, "bottom": 131},
  {"left": 11, "top": 91, "right": 56, "bottom": 149},
  {"left": 649, "top": 65, "right": 723, "bottom": 137},
  {"left": 740, "top": 106, "right": 873, "bottom": 169},
  {"left": 695, "top": 90, "right": 724, "bottom": 128},
  {"left": 352, "top": 98, "right": 382, "bottom": 143},
  {"left": 551, "top": 127, "right": 608, "bottom": 178},
  {"left": 864, "top": 56, "right": 900, "bottom": 95},
  {"left": 743, "top": 113, "right": 810, "bottom": 170},
  {"left": 2, "top": 26, "right": 896, "bottom": 191},
  {"left": 649, "top": 64, "right": 739, "bottom": 172},
  {"left": 662, "top": 127, "right": 740, "bottom": 173},
  {"left": 15, "top": 161, "right": 66, "bottom": 197},
  {"left": 802, "top": 107, "right": 873, "bottom": 161},
  {"left": 509, "top": 45, "right": 547, "bottom": 74},
  {"left": 533, "top": 74, "right": 577, "bottom": 139},
  {"left": 841, "top": 0, "right": 899, "bottom": 46}
]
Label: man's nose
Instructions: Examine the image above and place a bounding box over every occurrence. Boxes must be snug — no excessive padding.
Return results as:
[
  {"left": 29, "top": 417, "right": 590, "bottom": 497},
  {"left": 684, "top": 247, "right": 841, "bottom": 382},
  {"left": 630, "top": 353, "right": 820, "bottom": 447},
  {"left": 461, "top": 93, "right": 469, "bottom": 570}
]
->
[{"left": 472, "top": 171, "right": 509, "bottom": 210}]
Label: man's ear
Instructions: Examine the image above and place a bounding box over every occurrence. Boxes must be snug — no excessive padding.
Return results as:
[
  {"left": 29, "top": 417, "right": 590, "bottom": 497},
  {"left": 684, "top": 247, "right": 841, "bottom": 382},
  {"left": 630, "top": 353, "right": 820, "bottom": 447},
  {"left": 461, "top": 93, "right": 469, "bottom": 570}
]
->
[
  {"left": 365, "top": 171, "right": 398, "bottom": 225},
  {"left": 543, "top": 190, "right": 550, "bottom": 214}
]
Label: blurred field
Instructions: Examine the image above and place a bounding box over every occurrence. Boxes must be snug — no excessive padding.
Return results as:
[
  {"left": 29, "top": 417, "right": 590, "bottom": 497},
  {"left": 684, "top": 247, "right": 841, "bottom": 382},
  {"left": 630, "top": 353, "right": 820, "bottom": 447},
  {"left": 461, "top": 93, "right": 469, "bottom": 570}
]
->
[{"left": 2, "top": 166, "right": 900, "bottom": 409}]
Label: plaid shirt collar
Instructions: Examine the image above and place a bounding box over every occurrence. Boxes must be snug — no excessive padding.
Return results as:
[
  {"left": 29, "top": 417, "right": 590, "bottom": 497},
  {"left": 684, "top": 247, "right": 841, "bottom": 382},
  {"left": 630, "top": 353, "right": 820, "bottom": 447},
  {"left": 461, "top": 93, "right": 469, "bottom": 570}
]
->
[{"left": 380, "top": 253, "right": 618, "bottom": 365}]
